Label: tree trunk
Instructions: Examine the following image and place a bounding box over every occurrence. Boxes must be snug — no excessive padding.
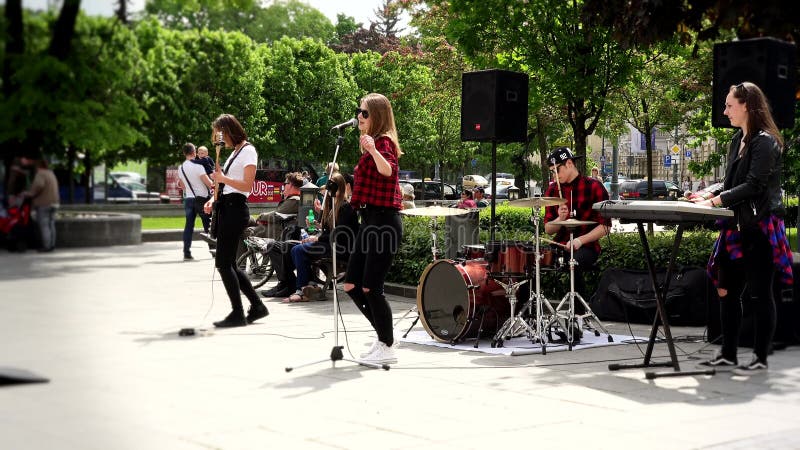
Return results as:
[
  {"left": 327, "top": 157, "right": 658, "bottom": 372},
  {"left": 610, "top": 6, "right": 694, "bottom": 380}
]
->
[
  {"left": 67, "top": 147, "right": 76, "bottom": 204},
  {"left": 49, "top": 0, "right": 82, "bottom": 60}
]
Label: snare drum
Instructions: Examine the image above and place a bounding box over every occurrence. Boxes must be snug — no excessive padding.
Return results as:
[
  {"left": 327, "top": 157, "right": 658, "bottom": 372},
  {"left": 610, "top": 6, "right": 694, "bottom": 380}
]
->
[
  {"left": 462, "top": 244, "right": 486, "bottom": 260},
  {"left": 417, "top": 259, "right": 521, "bottom": 342},
  {"left": 485, "top": 240, "right": 536, "bottom": 277}
]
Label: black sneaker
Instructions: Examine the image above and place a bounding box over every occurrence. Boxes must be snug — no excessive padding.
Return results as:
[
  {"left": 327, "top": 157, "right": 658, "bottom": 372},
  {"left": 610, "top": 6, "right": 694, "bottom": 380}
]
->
[
  {"left": 246, "top": 303, "right": 269, "bottom": 324},
  {"left": 696, "top": 352, "right": 737, "bottom": 370},
  {"left": 261, "top": 284, "right": 290, "bottom": 298},
  {"left": 213, "top": 311, "right": 247, "bottom": 328},
  {"left": 183, "top": 254, "right": 194, "bottom": 261},
  {"left": 733, "top": 355, "right": 768, "bottom": 375}
]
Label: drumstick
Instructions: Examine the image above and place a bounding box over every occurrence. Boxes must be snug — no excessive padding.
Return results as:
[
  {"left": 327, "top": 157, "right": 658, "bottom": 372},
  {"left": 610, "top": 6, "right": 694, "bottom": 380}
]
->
[
  {"left": 540, "top": 237, "right": 567, "bottom": 248},
  {"left": 554, "top": 172, "right": 563, "bottom": 199}
]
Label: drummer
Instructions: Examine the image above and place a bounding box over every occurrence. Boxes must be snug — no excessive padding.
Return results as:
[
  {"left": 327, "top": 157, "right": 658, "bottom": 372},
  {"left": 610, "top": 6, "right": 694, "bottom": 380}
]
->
[{"left": 543, "top": 147, "right": 610, "bottom": 314}]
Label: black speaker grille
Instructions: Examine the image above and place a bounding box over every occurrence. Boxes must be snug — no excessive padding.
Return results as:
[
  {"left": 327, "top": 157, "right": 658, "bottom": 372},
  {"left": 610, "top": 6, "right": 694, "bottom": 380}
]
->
[
  {"left": 712, "top": 38, "right": 797, "bottom": 129},
  {"left": 461, "top": 70, "right": 529, "bottom": 142}
]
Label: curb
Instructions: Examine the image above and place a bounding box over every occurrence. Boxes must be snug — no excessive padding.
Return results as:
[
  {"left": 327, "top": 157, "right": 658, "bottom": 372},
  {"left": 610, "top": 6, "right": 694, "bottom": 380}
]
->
[{"left": 142, "top": 229, "right": 419, "bottom": 300}]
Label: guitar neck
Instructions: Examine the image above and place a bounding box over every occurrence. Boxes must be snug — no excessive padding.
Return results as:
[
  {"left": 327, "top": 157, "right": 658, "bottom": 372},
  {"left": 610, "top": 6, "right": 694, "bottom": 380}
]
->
[{"left": 214, "top": 143, "right": 222, "bottom": 201}]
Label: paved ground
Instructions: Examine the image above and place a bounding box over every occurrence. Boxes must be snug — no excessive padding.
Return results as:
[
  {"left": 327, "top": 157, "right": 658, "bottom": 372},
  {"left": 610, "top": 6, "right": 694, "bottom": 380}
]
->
[{"left": 2, "top": 241, "right": 800, "bottom": 449}]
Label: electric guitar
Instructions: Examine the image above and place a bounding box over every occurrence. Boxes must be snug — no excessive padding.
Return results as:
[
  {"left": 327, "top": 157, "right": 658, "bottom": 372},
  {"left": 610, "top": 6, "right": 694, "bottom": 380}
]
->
[{"left": 209, "top": 131, "right": 223, "bottom": 239}]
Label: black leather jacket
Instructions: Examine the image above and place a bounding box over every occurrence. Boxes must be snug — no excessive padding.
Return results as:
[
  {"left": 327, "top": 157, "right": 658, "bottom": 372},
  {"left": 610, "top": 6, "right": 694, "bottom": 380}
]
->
[{"left": 717, "top": 130, "right": 784, "bottom": 229}]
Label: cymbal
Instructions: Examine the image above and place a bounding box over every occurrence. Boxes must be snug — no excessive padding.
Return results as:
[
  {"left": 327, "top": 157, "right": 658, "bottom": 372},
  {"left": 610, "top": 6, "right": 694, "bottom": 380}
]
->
[
  {"left": 549, "top": 218, "right": 597, "bottom": 228},
  {"left": 400, "top": 206, "right": 472, "bottom": 217},
  {"left": 507, "top": 196, "right": 567, "bottom": 208}
]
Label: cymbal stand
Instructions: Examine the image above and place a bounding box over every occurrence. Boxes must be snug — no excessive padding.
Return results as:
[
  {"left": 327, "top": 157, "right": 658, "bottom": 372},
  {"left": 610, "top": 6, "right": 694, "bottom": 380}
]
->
[
  {"left": 394, "top": 217, "right": 441, "bottom": 337},
  {"left": 550, "top": 229, "right": 613, "bottom": 350},
  {"left": 490, "top": 276, "right": 530, "bottom": 348},
  {"left": 527, "top": 206, "right": 557, "bottom": 354}
]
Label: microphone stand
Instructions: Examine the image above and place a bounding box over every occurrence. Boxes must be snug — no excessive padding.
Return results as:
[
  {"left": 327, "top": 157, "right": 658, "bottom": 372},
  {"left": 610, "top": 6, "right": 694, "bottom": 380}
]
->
[{"left": 286, "top": 126, "right": 387, "bottom": 372}]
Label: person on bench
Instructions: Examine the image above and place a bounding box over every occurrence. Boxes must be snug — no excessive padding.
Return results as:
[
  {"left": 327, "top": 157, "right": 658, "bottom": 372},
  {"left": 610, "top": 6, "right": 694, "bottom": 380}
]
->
[{"left": 285, "top": 173, "right": 358, "bottom": 302}]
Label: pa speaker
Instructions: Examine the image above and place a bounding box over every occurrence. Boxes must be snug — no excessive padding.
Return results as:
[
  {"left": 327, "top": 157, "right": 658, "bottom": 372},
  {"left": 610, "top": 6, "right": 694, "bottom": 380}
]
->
[
  {"left": 461, "top": 69, "right": 529, "bottom": 143},
  {"left": 712, "top": 38, "right": 797, "bottom": 129}
]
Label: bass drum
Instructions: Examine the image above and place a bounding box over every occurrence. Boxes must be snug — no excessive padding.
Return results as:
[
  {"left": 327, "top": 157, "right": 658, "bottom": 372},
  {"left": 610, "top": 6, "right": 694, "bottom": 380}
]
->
[{"left": 417, "top": 259, "right": 521, "bottom": 343}]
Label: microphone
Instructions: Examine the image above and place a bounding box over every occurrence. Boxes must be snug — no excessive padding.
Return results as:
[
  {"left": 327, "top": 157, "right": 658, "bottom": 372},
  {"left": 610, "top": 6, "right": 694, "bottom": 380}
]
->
[{"left": 331, "top": 117, "right": 358, "bottom": 132}]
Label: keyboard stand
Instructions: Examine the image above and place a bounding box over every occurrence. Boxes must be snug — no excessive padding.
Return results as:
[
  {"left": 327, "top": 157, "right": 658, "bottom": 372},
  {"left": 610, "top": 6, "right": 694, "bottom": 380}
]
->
[{"left": 607, "top": 223, "right": 715, "bottom": 379}]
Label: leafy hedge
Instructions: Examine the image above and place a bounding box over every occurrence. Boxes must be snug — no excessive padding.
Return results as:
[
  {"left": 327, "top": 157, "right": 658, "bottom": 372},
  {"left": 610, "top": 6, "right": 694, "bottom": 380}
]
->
[{"left": 388, "top": 206, "right": 719, "bottom": 297}]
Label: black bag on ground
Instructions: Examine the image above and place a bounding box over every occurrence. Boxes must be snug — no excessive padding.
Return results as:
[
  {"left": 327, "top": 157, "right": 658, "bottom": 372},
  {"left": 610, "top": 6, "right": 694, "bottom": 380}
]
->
[{"left": 589, "top": 266, "right": 709, "bottom": 326}]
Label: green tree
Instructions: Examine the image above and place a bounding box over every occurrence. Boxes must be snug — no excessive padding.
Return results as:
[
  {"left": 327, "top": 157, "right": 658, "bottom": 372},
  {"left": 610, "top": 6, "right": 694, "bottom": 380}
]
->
[
  {"left": 350, "top": 51, "right": 434, "bottom": 174},
  {"left": 133, "top": 21, "right": 270, "bottom": 167},
  {"left": 617, "top": 41, "right": 702, "bottom": 199},
  {"left": 145, "top": 0, "right": 335, "bottom": 43},
  {"left": 437, "top": 0, "right": 635, "bottom": 174},
  {"left": 260, "top": 37, "right": 357, "bottom": 165}
]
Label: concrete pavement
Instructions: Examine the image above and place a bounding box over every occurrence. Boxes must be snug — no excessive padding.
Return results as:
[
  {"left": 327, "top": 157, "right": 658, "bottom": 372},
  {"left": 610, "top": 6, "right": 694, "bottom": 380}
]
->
[{"left": 2, "top": 241, "right": 800, "bottom": 449}]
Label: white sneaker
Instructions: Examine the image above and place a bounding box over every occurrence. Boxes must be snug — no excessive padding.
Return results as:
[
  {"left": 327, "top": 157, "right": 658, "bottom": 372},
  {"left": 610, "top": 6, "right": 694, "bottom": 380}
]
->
[
  {"left": 360, "top": 340, "right": 379, "bottom": 358},
  {"left": 359, "top": 341, "right": 397, "bottom": 365}
]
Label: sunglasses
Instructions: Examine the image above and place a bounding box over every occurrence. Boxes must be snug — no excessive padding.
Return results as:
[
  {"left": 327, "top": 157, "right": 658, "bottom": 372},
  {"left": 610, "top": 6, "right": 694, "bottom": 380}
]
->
[{"left": 355, "top": 108, "right": 369, "bottom": 119}]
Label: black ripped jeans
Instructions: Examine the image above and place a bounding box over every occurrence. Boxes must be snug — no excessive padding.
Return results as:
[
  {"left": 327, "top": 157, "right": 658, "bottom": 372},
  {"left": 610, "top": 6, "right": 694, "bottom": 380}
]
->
[
  {"left": 716, "top": 228, "right": 777, "bottom": 363},
  {"left": 344, "top": 207, "right": 403, "bottom": 347}
]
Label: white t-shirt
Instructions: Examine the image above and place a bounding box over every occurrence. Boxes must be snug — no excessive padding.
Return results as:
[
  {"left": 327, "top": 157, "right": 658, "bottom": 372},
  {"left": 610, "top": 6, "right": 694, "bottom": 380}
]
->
[
  {"left": 179, "top": 160, "right": 210, "bottom": 198},
  {"left": 222, "top": 143, "right": 257, "bottom": 196}
]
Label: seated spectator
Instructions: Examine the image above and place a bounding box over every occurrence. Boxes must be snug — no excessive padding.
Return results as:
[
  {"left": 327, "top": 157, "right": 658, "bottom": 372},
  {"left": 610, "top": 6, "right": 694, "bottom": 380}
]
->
[
  {"left": 249, "top": 172, "right": 304, "bottom": 240},
  {"left": 284, "top": 173, "right": 358, "bottom": 302},
  {"left": 473, "top": 186, "right": 488, "bottom": 208},
  {"left": 456, "top": 190, "right": 477, "bottom": 209},
  {"left": 401, "top": 183, "right": 415, "bottom": 210}
]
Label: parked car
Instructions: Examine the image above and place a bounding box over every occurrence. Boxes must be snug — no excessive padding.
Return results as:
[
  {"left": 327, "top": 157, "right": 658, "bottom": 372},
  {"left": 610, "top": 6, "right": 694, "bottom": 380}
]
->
[
  {"left": 400, "top": 180, "right": 459, "bottom": 201},
  {"left": 94, "top": 179, "right": 162, "bottom": 203},
  {"left": 110, "top": 171, "right": 146, "bottom": 185},
  {"left": 619, "top": 179, "right": 682, "bottom": 200},
  {"left": 462, "top": 174, "right": 489, "bottom": 190},
  {"left": 484, "top": 173, "right": 515, "bottom": 199}
]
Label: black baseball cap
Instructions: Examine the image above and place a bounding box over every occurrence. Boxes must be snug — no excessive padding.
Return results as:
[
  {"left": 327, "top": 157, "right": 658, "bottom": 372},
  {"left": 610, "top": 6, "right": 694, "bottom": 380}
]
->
[{"left": 547, "top": 146, "right": 583, "bottom": 167}]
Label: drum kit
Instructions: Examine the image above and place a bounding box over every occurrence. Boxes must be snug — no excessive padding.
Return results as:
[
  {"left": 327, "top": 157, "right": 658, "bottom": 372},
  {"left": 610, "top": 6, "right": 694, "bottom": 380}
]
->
[{"left": 402, "top": 197, "right": 612, "bottom": 353}]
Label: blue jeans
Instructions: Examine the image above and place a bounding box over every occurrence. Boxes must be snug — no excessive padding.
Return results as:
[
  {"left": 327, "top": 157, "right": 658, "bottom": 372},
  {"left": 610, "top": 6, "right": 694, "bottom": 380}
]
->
[
  {"left": 35, "top": 205, "right": 57, "bottom": 250},
  {"left": 183, "top": 197, "right": 210, "bottom": 256},
  {"left": 291, "top": 241, "right": 330, "bottom": 290}
]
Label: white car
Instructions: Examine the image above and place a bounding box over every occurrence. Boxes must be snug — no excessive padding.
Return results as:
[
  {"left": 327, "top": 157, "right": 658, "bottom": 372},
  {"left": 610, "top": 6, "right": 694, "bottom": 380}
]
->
[
  {"left": 484, "top": 173, "right": 515, "bottom": 198},
  {"left": 462, "top": 174, "right": 489, "bottom": 190}
]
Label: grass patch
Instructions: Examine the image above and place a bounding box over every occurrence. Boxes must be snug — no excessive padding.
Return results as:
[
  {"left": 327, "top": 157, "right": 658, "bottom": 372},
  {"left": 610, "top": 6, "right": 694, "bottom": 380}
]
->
[
  {"left": 788, "top": 227, "right": 797, "bottom": 252},
  {"left": 142, "top": 217, "right": 203, "bottom": 230}
]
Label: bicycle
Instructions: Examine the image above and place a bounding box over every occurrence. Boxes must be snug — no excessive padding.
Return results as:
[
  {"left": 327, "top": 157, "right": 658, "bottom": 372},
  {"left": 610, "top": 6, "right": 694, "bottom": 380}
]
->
[{"left": 236, "top": 235, "right": 275, "bottom": 289}]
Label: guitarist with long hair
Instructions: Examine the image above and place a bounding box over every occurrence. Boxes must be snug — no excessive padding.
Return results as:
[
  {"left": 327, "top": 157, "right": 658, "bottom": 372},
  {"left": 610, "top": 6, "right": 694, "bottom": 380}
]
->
[{"left": 204, "top": 114, "right": 269, "bottom": 328}]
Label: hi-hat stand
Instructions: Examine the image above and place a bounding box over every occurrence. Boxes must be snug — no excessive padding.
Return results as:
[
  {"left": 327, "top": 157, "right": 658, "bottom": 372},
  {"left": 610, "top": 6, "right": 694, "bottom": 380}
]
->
[
  {"left": 548, "top": 221, "right": 613, "bottom": 351},
  {"left": 286, "top": 127, "right": 387, "bottom": 372}
]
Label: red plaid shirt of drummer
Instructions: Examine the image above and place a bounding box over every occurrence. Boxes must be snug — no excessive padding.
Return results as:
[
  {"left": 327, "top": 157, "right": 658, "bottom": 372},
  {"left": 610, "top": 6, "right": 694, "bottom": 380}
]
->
[
  {"left": 543, "top": 174, "right": 610, "bottom": 254},
  {"left": 350, "top": 135, "right": 402, "bottom": 210}
]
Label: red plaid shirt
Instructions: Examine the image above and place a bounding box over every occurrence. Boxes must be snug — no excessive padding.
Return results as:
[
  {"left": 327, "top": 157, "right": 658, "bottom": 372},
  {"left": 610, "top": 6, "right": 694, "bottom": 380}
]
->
[
  {"left": 544, "top": 174, "right": 610, "bottom": 254},
  {"left": 350, "top": 136, "right": 402, "bottom": 209}
]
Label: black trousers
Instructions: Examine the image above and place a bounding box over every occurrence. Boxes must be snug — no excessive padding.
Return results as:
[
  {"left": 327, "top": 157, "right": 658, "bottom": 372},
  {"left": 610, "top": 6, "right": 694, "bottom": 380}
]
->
[
  {"left": 214, "top": 194, "right": 260, "bottom": 314},
  {"left": 268, "top": 241, "right": 298, "bottom": 287},
  {"left": 717, "top": 228, "right": 777, "bottom": 363},
  {"left": 344, "top": 207, "right": 403, "bottom": 346}
]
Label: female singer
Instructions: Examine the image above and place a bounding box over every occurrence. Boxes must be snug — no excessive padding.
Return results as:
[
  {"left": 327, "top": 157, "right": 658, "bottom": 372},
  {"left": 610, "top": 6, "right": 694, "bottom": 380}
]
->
[
  {"left": 205, "top": 114, "right": 269, "bottom": 328},
  {"left": 344, "top": 93, "right": 403, "bottom": 365},
  {"left": 694, "top": 82, "right": 793, "bottom": 374}
]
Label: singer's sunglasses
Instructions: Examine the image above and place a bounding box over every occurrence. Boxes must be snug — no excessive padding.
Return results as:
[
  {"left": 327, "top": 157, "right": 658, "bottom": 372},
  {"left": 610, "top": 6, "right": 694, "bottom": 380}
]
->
[{"left": 355, "top": 108, "right": 369, "bottom": 119}]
